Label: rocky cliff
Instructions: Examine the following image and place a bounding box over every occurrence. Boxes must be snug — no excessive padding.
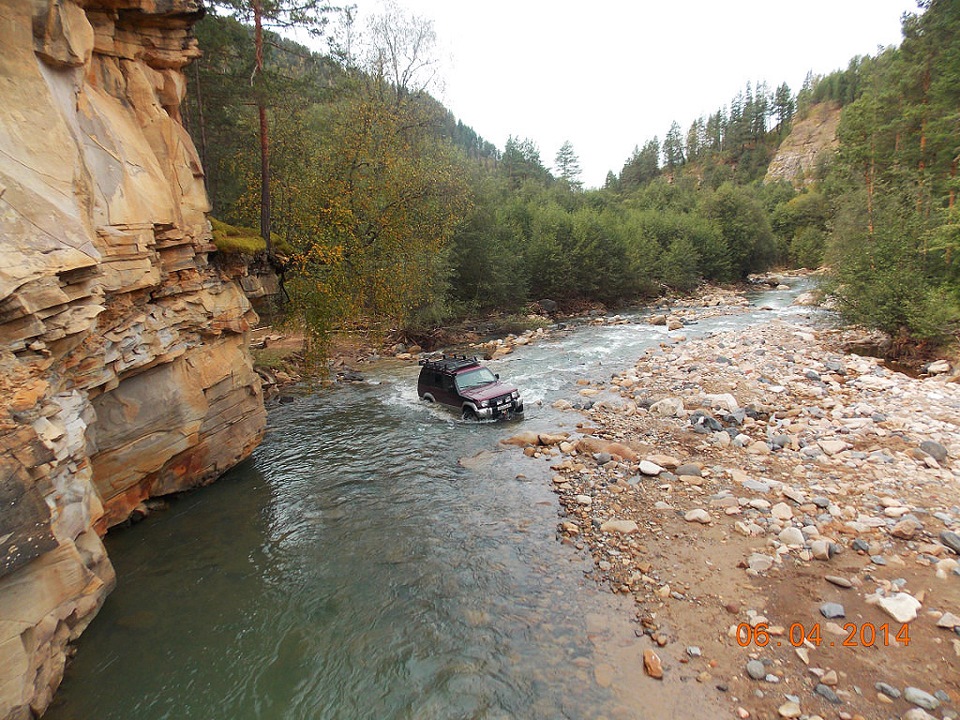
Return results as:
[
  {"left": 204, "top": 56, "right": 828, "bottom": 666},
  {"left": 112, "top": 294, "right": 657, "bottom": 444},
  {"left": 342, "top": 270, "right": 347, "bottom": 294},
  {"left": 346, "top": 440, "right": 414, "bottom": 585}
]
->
[
  {"left": 0, "top": 1, "right": 266, "bottom": 717},
  {"left": 765, "top": 102, "right": 842, "bottom": 186}
]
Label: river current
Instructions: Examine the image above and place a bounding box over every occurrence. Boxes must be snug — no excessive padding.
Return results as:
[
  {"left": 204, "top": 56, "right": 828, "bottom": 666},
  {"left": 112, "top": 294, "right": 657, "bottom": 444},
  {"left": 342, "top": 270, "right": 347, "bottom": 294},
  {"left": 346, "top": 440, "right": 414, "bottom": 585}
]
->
[{"left": 47, "top": 283, "right": 815, "bottom": 720}]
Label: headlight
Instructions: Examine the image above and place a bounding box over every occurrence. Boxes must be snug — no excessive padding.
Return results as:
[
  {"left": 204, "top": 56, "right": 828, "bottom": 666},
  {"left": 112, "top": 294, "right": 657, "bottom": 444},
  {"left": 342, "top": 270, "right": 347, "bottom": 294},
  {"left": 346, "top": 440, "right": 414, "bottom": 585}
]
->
[
  {"left": 511, "top": 391, "right": 519, "bottom": 400},
  {"left": 479, "top": 400, "right": 490, "bottom": 408}
]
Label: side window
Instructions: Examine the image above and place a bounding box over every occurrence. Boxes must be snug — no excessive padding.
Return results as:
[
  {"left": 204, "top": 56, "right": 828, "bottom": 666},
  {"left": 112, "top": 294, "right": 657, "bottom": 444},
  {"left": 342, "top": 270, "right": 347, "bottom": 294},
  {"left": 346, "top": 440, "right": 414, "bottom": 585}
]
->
[{"left": 442, "top": 374, "right": 455, "bottom": 392}]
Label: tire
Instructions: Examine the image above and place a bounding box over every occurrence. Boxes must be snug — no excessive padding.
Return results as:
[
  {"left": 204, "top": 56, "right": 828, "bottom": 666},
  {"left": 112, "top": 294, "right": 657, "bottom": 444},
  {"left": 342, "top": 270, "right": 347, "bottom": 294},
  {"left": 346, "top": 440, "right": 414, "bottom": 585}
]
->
[
  {"left": 422, "top": 394, "right": 435, "bottom": 403},
  {"left": 461, "top": 406, "right": 478, "bottom": 421}
]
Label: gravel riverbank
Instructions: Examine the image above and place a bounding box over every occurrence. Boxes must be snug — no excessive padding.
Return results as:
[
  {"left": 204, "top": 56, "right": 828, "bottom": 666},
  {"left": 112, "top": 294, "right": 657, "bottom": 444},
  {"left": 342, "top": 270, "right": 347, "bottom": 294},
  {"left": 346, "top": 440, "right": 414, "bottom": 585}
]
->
[{"left": 503, "top": 291, "right": 960, "bottom": 720}]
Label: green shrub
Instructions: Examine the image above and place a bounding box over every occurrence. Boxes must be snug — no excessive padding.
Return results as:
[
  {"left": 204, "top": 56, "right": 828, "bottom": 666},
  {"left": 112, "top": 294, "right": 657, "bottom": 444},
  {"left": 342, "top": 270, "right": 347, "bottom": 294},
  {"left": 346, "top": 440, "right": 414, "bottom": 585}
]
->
[{"left": 790, "top": 227, "right": 826, "bottom": 269}]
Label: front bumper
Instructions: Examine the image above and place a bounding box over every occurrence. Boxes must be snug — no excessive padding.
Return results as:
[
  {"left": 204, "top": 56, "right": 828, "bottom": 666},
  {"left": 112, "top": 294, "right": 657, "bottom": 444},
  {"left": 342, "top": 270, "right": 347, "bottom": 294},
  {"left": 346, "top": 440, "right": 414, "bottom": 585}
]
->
[{"left": 477, "top": 400, "right": 524, "bottom": 420}]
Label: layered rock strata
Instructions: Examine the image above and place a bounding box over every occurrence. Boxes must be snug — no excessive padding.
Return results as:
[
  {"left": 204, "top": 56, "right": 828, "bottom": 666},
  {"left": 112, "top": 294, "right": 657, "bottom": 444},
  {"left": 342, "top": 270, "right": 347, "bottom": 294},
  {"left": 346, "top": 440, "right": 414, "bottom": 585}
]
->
[{"left": 0, "top": 1, "right": 266, "bottom": 717}]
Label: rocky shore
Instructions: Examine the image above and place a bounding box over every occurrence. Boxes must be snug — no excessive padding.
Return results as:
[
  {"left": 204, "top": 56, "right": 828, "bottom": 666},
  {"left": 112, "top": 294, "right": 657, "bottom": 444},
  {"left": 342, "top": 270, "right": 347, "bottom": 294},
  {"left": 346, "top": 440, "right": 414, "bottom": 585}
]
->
[{"left": 502, "top": 290, "right": 960, "bottom": 720}]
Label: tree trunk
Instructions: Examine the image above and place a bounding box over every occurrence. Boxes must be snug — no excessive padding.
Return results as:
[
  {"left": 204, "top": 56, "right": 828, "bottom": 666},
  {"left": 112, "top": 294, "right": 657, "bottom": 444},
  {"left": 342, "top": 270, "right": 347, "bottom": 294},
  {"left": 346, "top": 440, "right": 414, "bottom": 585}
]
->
[
  {"left": 259, "top": 102, "right": 271, "bottom": 251},
  {"left": 917, "top": 64, "right": 931, "bottom": 218},
  {"left": 950, "top": 155, "right": 957, "bottom": 210},
  {"left": 193, "top": 59, "right": 211, "bottom": 209},
  {"left": 253, "top": 2, "right": 272, "bottom": 252}
]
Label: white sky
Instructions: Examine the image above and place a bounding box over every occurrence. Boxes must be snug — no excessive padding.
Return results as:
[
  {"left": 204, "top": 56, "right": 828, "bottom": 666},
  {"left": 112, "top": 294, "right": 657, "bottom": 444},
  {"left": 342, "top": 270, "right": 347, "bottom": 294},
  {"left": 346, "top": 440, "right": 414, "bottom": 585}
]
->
[{"left": 341, "top": 0, "right": 919, "bottom": 188}]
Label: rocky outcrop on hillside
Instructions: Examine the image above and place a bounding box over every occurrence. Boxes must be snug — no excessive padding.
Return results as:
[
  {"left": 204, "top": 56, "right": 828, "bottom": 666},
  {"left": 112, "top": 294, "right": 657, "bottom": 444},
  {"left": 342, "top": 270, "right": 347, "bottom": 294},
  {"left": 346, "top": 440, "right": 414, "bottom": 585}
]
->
[
  {"left": 0, "top": 1, "right": 266, "bottom": 717},
  {"left": 765, "top": 103, "right": 842, "bottom": 186}
]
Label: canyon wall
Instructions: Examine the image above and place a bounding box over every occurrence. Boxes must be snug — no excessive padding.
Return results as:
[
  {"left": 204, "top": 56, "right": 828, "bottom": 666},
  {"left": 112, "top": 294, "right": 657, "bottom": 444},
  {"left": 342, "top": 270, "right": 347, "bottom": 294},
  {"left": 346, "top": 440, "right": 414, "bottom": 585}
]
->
[{"left": 0, "top": 1, "right": 267, "bottom": 717}]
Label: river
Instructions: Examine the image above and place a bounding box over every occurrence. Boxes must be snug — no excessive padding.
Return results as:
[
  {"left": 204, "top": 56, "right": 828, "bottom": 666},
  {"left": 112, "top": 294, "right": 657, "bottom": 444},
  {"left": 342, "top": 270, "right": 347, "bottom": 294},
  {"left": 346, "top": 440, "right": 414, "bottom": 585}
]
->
[{"left": 46, "top": 282, "right": 816, "bottom": 720}]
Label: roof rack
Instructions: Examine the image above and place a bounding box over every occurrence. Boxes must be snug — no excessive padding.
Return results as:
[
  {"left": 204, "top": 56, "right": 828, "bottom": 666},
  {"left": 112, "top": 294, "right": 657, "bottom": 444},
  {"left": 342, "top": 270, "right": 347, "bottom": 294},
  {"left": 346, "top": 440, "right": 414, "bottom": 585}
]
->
[{"left": 418, "top": 354, "right": 481, "bottom": 372}]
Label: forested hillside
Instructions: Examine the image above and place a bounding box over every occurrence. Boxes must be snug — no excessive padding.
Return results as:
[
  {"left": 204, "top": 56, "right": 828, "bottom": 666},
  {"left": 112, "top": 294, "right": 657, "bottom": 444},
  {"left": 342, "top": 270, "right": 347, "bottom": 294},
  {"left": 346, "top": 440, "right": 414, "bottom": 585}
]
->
[{"left": 184, "top": 0, "right": 959, "bottom": 354}]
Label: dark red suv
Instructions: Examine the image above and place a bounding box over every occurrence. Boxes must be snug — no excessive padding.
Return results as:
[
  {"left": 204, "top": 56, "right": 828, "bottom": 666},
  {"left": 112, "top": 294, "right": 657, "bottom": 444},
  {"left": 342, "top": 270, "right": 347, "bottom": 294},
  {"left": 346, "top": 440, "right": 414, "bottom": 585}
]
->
[{"left": 417, "top": 356, "right": 524, "bottom": 421}]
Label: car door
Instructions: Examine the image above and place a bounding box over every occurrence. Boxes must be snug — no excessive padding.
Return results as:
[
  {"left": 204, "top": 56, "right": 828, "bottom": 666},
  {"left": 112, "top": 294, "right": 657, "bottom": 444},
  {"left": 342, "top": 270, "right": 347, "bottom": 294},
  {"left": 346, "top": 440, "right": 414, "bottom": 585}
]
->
[{"left": 438, "top": 372, "right": 458, "bottom": 407}]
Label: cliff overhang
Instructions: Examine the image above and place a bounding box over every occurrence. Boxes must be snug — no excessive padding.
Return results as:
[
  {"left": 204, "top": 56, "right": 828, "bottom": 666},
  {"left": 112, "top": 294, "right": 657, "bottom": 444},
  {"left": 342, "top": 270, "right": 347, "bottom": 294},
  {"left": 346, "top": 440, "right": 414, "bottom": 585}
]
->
[{"left": 0, "top": 1, "right": 266, "bottom": 717}]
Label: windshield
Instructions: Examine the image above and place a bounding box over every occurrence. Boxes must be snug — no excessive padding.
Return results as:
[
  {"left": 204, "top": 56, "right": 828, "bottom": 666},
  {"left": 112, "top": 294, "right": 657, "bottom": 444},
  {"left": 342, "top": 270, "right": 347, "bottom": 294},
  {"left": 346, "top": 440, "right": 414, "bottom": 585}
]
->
[{"left": 455, "top": 367, "right": 497, "bottom": 391}]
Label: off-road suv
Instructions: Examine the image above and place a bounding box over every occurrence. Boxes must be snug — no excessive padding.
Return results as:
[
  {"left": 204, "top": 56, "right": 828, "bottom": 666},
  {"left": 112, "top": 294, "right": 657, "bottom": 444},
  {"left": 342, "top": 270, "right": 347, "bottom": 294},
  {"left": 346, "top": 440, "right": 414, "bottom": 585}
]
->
[{"left": 417, "top": 355, "right": 524, "bottom": 421}]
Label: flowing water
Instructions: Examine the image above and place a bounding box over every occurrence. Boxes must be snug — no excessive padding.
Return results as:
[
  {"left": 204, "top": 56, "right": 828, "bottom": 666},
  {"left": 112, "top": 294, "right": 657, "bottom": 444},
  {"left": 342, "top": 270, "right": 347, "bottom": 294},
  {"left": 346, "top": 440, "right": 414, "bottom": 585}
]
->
[{"left": 46, "top": 282, "right": 817, "bottom": 720}]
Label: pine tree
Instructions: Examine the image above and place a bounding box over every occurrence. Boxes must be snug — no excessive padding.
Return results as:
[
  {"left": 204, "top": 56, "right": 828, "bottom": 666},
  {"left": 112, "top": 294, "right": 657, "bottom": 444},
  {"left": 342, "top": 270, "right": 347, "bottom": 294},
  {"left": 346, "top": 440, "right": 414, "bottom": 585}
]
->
[
  {"left": 663, "top": 121, "right": 685, "bottom": 170},
  {"left": 207, "top": 0, "right": 336, "bottom": 252},
  {"left": 554, "top": 141, "right": 583, "bottom": 189}
]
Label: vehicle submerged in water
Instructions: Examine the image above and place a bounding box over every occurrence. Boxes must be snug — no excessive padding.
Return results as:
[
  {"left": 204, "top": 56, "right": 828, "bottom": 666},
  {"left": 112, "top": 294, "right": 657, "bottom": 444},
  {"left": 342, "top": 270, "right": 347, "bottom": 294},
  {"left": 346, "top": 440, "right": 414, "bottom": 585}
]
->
[{"left": 417, "top": 355, "right": 524, "bottom": 421}]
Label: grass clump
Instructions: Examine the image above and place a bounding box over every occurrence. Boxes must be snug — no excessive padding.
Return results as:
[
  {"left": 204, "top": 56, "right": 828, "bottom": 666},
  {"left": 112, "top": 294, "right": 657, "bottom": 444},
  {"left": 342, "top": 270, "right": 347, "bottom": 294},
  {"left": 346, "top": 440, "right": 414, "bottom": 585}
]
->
[{"left": 211, "top": 217, "right": 266, "bottom": 255}]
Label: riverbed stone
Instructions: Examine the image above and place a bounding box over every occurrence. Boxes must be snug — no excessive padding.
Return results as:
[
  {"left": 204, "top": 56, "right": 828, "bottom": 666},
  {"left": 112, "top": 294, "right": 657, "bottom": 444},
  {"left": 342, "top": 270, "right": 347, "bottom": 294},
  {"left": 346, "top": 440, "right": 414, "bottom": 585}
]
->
[
  {"left": 876, "top": 682, "right": 901, "bottom": 699},
  {"left": 825, "top": 575, "right": 853, "bottom": 589},
  {"left": 747, "top": 553, "right": 774, "bottom": 572},
  {"left": 675, "top": 463, "right": 702, "bottom": 477},
  {"left": 650, "top": 397, "right": 685, "bottom": 417},
  {"left": 814, "top": 683, "right": 841, "bottom": 704},
  {"left": 940, "top": 531, "right": 960, "bottom": 555},
  {"left": 820, "top": 602, "right": 845, "bottom": 619},
  {"left": 746, "top": 660, "right": 766, "bottom": 680},
  {"left": 811, "top": 540, "right": 832, "bottom": 560},
  {"left": 891, "top": 518, "right": 920, "bottom": 540},
  {"left": 639, "top": 460, "right": 665, "bottom": 476},
  {"left": 600, "top": 520, "right": 639, "bottom": 535},
  {"left": 904, "top": 687, "right": 940, "bottom": 711},
  {"left": 771, "top": 502, "right": 794, "bottom": 521},
  {"left": 919, "top": 440, "right": 948, "bottom": 463},
  {"left": 643, "top": 649, "right": 663, "bottom": 679},
  {"left": 818, "top": 439, "right": 847, "bottom": 456},
  {"left": 779, "top": 527, "right": 805, "bottom": 546},
  {"left": 876, "top": 592, "right": 922, "bottom": 623},
  {"left": 684, "top": 509, "right": 711, "bottom": 524},
  {"left": 903, "top": 710, "right": 938, "bottom": 720},
  {"left": 778, "top": 700, "right": 802, "bottom": 718},
  {"left": 936, "top": 612, "right": 960, "bottom": 629}
]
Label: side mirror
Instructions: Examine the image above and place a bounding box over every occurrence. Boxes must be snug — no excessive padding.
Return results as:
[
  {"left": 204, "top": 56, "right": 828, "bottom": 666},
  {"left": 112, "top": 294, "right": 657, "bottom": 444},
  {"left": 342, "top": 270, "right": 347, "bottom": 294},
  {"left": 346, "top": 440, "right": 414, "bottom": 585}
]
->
[{"left": 495, "top": 373, "right": 500, "bottom": 380}]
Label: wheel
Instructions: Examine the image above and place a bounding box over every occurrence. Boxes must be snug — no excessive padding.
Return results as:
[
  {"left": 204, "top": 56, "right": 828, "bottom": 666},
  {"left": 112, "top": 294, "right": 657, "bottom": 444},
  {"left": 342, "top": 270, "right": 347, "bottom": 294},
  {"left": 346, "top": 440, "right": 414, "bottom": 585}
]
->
[
  {"left": 422, "top": 393, "right": 435, "bottom": 403},
  {"left": 461, "top": 406, "right": 478, "bottom": 421}
]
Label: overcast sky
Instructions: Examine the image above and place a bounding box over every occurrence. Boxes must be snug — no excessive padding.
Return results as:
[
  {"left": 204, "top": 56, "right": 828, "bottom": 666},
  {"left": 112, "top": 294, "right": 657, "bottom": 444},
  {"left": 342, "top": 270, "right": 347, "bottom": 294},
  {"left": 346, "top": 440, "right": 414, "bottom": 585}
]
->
[{"left": 343, "top": 0, "right": 919, "bottom": 188}]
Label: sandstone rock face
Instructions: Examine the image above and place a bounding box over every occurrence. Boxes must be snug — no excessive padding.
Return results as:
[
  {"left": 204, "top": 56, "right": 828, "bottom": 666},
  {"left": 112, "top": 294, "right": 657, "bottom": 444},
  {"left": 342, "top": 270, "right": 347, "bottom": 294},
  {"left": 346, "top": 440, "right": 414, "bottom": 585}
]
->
[
  {"left": 0, "top": 1, "right": 266, "bottom": 717},
  {"left": 765, "top": 102, "right": 842, "bottom": 186}
]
